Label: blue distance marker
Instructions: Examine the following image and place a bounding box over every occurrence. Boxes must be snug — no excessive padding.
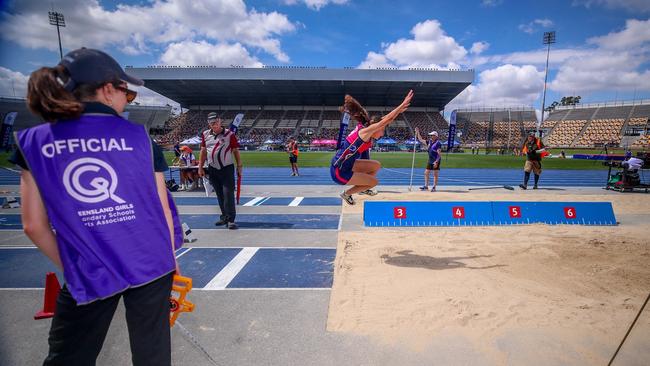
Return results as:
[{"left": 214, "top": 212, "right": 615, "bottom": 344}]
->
[
  {"left": 180, "top": 214, "right": 340, "bottom": 230},
  {"left": 491, "top": 201, "right": 617, "bottom": 226},
  {"left": 364, "top": 201, "right": 494, "bottom": 227},
  {"left": 228, "top": 248, "right": 335, "bottom": 288},
  {"left": 175, "top": 248, "right": 242, "bottom": 288},
  {"left": 0, "top": 248, "right": 62, "bottom": 288},
  {"left": 364, "top": 201, "right": 617, "bottom": 227}
]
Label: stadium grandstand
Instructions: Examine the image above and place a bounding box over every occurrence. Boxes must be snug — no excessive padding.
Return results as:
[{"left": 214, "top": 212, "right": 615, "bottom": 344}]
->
[
  {"left": 1, "top": 96, "right": 172, "bottom": 132},
  {"left": 454, "top": 107, "right": 537, "bottom": 150},
  {"left": 540, "top": 100, "right": 650, "bottom": 149},
  {"left": 126, "top": 66, "right": 474, "bottom": 149}
]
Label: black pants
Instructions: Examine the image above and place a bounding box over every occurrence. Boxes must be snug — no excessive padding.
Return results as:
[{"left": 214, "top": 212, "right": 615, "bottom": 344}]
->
[
  {"left": 208, "top": 164, "right": 237, "bottom": 223},
  {"left": 44, "top": 273, "right": 174, "bottom": 366}
]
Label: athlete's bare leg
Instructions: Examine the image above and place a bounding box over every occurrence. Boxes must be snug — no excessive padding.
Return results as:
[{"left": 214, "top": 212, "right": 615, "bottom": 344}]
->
[
  {"left": 352, "top": 159, "right": 381, "bottom": 176},
  {"left": 345, "top": 172, "right": 378, "bottom": 195},
  {"left": 423, "top": 169, "right": 431, "bottom": 187}
]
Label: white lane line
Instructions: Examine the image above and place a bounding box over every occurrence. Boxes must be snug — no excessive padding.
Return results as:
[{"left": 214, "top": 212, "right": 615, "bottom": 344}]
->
[
  {"left": 255, "top": 197, "right": 271, "bottom": 206},
  {"left": 195, "top": 287, "right": 331, "bottom": 291},
  {"left": 288, "top": 197, "right": 304, "bottom": 207},
  {"left": 203, "top": 247, "right": 259, "bottom": 290},
  {"left": 175, "top": 247, "right": 192, "bottom": 259},
  {"left": 243, "top": 197, "right": 266, "bottom": 206}
]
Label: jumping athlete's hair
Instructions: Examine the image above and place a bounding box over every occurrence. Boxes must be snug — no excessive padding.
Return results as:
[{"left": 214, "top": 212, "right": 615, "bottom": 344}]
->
[{"left": 27, "top": 65, "right": 117, "bottom": 122}]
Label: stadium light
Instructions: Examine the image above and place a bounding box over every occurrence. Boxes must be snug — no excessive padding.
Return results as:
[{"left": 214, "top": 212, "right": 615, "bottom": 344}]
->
[
  {"left": 538, "top": 31, "right": 556, "bottom": 135},
  {"left": 48, "top": 11, "right": 66, "bottom": 60}
]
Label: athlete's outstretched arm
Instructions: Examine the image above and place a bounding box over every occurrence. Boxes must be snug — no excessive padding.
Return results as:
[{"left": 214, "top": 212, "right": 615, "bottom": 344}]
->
[{"left": 359, "top": 90, "right": 413, "bottom": 141}]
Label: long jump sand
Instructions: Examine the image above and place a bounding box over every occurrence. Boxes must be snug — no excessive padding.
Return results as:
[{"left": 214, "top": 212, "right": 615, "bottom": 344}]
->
[{"left": 327, "top": 189, "right": 650, "bottom": 365}]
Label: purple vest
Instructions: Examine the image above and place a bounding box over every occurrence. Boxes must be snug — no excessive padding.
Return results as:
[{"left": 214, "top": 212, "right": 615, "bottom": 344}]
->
[{"left": 16, "top": 114, "right": 181, "bottom": 304}]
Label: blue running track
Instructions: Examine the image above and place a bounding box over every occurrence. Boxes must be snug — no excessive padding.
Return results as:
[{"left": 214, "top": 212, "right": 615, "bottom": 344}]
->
[
  {"left": 3, "top": 167, "right": 609, "bottom": 187},
  {"left": 0, "top": 247, "right": 335, "bottom": 289},
  {"left": 0, "top": 213, "right": 340, "bottom": 230}
]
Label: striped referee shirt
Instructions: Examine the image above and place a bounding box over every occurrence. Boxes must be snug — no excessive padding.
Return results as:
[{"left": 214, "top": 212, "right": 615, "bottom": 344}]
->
[{"left": 201, "top": 128, "right": 240, "bottom": 169}]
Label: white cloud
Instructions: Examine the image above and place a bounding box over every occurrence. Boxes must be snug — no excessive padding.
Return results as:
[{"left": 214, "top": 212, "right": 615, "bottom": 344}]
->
[
  {"left": 283, "top": 0, "right": 349, "bottom": 11},
  {"left": 160, "top": 40, "right": 264, "bottom": 67},
  {"left": 549, "top": 19, "right": 650, "bottom": 93},
  {"left": 358, "top": 19, "right": 469, "bottom": 69},
  {"left": 449, "top": 64, "right": 544, "bottom": 109},
  {"left": 573, "top": 0, "right": 650, "bottom": 13},
  {"left": 0, "top": 67, "right": 29, "bottom": 98},
  {"left": 0, "top": 0, "right": 296, "bottom": 62},
  {"left": 470, "top": 41, "right": 490, "bottom": 55},
  {"left": 587, "top": 18, "right": 650, "bottom": 50},
  {"left": 518, "top": 18, "right": 554, "bottom": 34}
]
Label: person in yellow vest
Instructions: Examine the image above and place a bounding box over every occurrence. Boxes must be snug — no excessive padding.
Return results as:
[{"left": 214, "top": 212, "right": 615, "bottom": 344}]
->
[{"left": 520, "top": 132, "right": 548, "bottom": 189}]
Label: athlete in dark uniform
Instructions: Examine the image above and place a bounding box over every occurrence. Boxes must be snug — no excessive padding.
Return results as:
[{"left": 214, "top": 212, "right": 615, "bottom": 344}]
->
[{"left": 331, "top": 90, "right": 414, "bottom": 205}]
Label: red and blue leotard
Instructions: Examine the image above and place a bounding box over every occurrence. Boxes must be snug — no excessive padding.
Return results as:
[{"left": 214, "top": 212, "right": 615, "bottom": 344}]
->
[{"left": 330, "top": 126, "right": 373, "bottom": 185}]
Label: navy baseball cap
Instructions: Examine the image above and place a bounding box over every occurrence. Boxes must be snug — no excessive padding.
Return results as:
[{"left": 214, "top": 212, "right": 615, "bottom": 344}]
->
[{"left": 58, "top": 48, "right": 144, "bottom": 92}]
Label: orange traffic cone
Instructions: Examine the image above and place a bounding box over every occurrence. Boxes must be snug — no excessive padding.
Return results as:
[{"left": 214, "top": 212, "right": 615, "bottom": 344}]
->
[{"left": 34, "top": 272, "right": 61, "bottom": 320}]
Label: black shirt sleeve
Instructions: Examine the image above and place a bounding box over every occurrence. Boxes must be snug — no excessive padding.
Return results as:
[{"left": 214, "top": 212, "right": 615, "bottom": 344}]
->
[
  {"left": 151, "top": 138, "right": 168, "bottom": 172},
  {"left": 8, "top": 148, "right": 28, "bottom": 170}
]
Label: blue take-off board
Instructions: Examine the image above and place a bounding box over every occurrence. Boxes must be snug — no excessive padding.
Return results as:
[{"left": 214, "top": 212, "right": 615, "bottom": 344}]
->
[{"left": 364, "top": 201, "right": 617, "bottom": 227}]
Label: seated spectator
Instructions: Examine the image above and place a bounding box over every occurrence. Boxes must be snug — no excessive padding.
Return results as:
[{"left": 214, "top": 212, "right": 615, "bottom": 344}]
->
[{"left": 176, "top": 146, "right": 198, "bottom": 190}]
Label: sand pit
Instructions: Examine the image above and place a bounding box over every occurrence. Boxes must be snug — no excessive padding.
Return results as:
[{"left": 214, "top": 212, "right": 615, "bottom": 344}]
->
[{"left": 327, "top": 189, "right": 650, "bottom": 365}]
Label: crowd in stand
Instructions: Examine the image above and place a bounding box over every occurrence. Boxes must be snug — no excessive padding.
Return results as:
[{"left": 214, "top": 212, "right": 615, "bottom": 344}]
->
[{"left": 152, "top": 106, "right": 650, "bottom": 150}]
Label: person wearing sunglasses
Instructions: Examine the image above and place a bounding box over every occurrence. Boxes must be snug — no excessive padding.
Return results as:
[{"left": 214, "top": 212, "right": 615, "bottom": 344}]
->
[{"left": 10, "top": 48, "right": 181, "bottom": 365}]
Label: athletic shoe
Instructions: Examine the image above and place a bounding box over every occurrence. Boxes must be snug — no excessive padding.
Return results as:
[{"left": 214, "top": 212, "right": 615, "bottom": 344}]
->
[
  {"left": 228, "top": 222, "right": 239, "bottom": 230},
  {"left": 431, "top": 186, "right": 436, "bottom": 192},
  {"left": 290, "top": 173, "right": 296, "bottom": 176},
  {"left": 533, "top": 185, "right": 538, "bottom": 190},
  {"left": 519, "top": 184, "right": 527, "bottom": 190},
  {"left": 215, "top": 219, "right": 228, "bottom": 226},
  {"left": 178, "top": 185, "right": 186, "bottom": 191},
  {"left": 359, "top": 189, "right": 377, "bottom": 196},
  {"left": 340, "top": 191, "right": 355, "bottom": 205},
  {"left": 419, "top": 186, "right": 428, "bottom": 191}
]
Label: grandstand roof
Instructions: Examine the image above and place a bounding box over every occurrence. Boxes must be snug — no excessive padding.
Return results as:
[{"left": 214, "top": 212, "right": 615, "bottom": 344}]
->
[{"left": 127, "top": 67, "right": 474, "bottom": 109}]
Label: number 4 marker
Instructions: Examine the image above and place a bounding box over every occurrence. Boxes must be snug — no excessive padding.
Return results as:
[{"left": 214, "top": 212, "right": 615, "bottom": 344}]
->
[{"left": 452, "top": 206, "right": 465, "bottom": 219}]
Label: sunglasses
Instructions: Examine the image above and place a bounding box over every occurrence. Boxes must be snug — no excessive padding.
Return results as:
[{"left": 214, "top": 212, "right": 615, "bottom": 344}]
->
[{"left": 114, "top": 85, "right": 138, "bottom": 104}]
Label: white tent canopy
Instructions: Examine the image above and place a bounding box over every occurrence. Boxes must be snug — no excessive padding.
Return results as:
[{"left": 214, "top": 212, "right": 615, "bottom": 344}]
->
[{"left": 180, "top": 136, "right": 202, "bottom": 145}]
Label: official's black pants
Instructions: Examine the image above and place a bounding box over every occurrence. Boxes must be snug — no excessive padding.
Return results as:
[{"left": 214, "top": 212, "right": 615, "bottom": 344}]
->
[
  {"left": 43, "top": 273, "right": 174, "bottom": 366},
  {"left": 208, "top": 164, "right": 237, "bottom": 223}
]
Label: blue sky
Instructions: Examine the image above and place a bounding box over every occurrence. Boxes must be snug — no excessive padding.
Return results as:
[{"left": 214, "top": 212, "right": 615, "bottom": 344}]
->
[{"left": 1, "top": 0, "right": 649, "bottom": 115}]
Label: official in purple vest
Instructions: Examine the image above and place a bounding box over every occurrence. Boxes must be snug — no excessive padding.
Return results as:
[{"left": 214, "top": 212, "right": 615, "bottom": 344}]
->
[{"left": 12, "top": 48, "right": 181, "bottom": 366}]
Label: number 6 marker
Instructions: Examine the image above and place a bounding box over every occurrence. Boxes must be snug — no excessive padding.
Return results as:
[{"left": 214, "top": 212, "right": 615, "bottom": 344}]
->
[{"left": 564, "top": 207, "right": 576, "bottom": 219}]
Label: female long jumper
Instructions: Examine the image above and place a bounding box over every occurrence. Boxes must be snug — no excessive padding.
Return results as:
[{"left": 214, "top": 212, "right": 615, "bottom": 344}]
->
[{"left": 331, "top": 90, "right": 414, "bottom": 205}]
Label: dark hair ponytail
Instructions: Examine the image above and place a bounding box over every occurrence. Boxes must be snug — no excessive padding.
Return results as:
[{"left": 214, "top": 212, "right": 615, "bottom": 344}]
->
[{"left": 26, "top": 65, "right": 83, "bottom": 122}]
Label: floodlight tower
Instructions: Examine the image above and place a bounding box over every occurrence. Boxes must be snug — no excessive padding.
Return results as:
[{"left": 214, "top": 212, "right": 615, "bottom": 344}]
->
[
  {"left": 538, "top": 31, "right": 556, "bottom": 135},
  {"left": 48, "top": 11, "right": 66, "bottom": 60}
]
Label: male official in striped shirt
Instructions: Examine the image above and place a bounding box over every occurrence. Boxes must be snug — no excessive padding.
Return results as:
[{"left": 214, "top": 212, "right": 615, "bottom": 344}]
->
[{"left": 198, "top": 112, "right": 243, "bottom": 229}]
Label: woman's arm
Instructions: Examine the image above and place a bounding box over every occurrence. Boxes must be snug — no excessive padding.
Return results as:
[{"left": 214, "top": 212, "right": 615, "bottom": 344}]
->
[
  {"left": 20, "top": 171, "right": 62, "bottom": 270},
  {"left": 155, "top": 172, "right": 180, "bottom": 273},
  {"left": 415, "top": 127, "right": 427, "bottom": 145},
  {"left": 359, "top": 90, "right": 413, "bottom": 141}
]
